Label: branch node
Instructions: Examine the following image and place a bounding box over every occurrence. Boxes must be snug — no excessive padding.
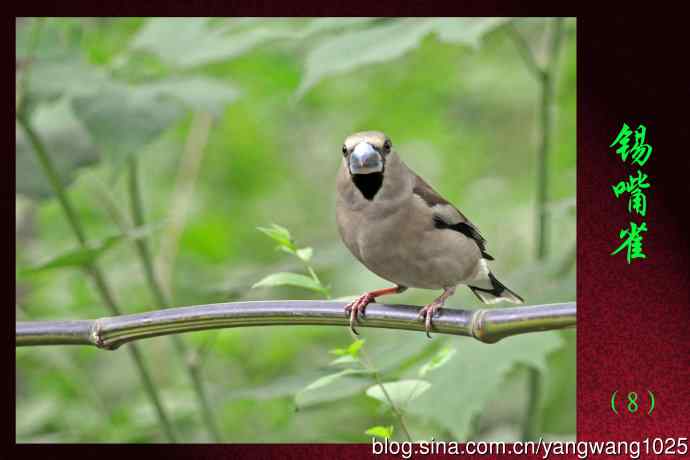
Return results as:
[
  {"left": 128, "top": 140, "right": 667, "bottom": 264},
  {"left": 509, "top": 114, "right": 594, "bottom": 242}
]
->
[
  {"left": 470, "top": 309, "right": 499, "bottom": 344},
  {"left": 90, "top": 320, "right": 114, "bottom": 350}
]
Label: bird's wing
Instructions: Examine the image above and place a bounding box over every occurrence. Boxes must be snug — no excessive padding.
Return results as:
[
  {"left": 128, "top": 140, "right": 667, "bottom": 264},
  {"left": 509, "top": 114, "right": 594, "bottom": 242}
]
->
[{"left": 412, "top": 173, "right": 494, "bottom": 260}]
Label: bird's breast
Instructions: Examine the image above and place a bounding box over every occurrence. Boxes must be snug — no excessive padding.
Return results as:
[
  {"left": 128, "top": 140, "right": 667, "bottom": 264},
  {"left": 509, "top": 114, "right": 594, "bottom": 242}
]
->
[{"left": 337, "top": 192, "right": 481, "bottom": 289}]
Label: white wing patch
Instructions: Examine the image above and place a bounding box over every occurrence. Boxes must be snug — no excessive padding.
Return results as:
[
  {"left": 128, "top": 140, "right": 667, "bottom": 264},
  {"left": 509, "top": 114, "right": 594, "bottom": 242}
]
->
[{"left": 469, "top": 258, "right": 492, "bottom": 289}]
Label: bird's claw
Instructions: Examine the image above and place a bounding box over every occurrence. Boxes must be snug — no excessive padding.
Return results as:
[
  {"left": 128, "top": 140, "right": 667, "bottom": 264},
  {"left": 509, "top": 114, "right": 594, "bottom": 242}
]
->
[
  {"left": 344, "top": 293, "right": 375, "bottom": 335},
  {"left": 418, "top": 302, "right": 442, "bottom": 339}
]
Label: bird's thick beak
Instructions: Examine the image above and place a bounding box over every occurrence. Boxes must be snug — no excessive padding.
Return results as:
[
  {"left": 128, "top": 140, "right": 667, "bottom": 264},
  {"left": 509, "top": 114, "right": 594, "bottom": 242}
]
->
[{"left": 348, "top": 142, "right": 384, "bottom": 175}]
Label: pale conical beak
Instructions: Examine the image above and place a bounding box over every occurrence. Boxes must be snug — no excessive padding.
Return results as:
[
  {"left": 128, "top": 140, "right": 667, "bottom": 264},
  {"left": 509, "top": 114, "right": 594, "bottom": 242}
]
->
[{"left": 349, "top": 142, "right": 384, "bottom": 175}]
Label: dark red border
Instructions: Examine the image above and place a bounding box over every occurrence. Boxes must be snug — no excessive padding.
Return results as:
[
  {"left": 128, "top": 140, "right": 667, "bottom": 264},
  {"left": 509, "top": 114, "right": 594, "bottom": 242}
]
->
[
  {"left": 11, "top": 12, "right": 690, "bottom": 460},
  {"left": 577, "top": 16, "right": 690, "bottom": 444}
]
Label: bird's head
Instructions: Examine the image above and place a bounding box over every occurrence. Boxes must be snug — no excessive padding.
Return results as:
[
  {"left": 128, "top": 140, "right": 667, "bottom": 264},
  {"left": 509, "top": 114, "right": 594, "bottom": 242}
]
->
[
  {"left": 342, "top": 131, "right": 392, "bottom": 176},
  {"left": 341, "top": 131, "right": 395, "bottom": 200}
]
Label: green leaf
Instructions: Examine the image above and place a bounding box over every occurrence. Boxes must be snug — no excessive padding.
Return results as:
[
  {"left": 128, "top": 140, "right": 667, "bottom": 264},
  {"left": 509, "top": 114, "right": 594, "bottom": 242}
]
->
[
  {"left": 277, "top": 245, "right": 298, "bottom": 256},
  {"left": 295, "top": 368, "right": 374, "bottom": 408},
  {"left": 16, "top": 98, "right": 99, "bottom": 199},
  {"left": 293, "top": 18, "right": 377, "bottom": 39},
  {"left": 20, "top": 236, "right": 120, "bottom": 275},
  {"left": 329, "top": 339, "right": 365, "bottom": 358},
  {"left": 431, "top": 17, "right": 508, "bottom": 48},
  {"left": 165, "top": 18, "right": 379, "bottom": 72},
  {"left": 16, "top": 18, "right": 81, "bottom": 62},
  {"left": 328, "top": 347, "right": 348, "bottom": 356},
  {"left": 418, "top": 347, "right": 457, "bottom": 377},
  {"left": 347, "top": 338, "right": 366, "bottom": 356},
  {"left": 251, "top": 272, "right": 326, "bottom": 294},
  {"left": 17, "top": 20, "right": 106, "bottom": 113},
  {"left": 257, "top": 224, "right": 294, "bottom": 250},
  {"left": 295, "top": 369, "right": 374, "bottom": 409},
  {"left": 366, "top": 379, "right": 431, "bottom": 408},
  {"left": 365, "top": 425, "right": 394, "bottom": 440},
  {"left": 24, "top": 56, "right": 110, "bottom": 106},
  {"left": 329, "top": 355, "right": 359, "bottom": 366},
  {"left": 295, "top": 18, "right": 508, "bottom": 98},
  {"left": 18, "top": 29, "right": 238, "bottom": 181},
  {"left": 408, "top": 332, "right": 564, "bottom": 439},
  {"left": 134, "top": 76, "right": 240, "bottom": 118},
  {"left": 302, "top": 369, "right": 367, "bottom": 392},
  {"left": 19, "top": 223, "right": 162, "bottom": 275},
  {"left": 130, "top": 18, "right": 297, "bottom": 69},
  {"left": 71, "top": 81, "right": 183, "bottom": 168},
  {"left": 74, "top": 74, "right": 237, "bottom": 168},
  {"left": 296, "top": 19, "right": 434, "bottom": 98},
  {"left": 296, "top": 247, "right": 313, "bottom": 262},
  {"left": 306, "top": 267, "right": 329, "bottom": 298}
]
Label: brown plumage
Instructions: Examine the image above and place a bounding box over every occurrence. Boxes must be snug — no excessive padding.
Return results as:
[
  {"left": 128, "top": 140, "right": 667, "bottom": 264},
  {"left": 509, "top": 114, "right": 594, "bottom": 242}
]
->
[{"left": 336, "top": 131, "right": 523, "bottom": 337}]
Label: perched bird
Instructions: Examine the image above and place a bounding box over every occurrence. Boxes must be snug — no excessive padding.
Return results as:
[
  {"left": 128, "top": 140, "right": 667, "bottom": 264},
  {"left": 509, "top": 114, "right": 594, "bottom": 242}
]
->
[{"left": 336, "top": 131, "right": 523, "bottom": 337}]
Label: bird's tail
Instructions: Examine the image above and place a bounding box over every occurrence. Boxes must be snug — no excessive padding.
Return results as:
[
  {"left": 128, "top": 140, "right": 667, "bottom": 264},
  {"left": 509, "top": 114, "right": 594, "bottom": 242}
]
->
[{"left": 468, "top": 272, "right": 524, "bottom": 305}]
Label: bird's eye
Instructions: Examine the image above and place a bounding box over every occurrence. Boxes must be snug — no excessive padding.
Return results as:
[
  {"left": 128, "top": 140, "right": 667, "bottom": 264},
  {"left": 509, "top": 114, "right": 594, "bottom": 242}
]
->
[
  {"left": 342, "top": 145, "right": 348, "bottom": 156},
  {"left": 383, "top": 140, "right": 392, "bottom": 153}
]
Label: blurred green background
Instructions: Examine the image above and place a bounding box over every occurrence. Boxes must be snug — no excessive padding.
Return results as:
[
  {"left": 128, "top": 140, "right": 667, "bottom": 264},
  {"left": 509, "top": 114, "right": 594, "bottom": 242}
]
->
[{"left": 15, "top": 17, "right": 576, "bottom": 443}]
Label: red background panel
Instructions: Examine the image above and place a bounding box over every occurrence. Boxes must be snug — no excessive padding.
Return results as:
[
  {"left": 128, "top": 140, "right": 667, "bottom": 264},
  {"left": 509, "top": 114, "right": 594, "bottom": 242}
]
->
[{"left": 577, "top": 16, "right": 690, "bottom": 443}]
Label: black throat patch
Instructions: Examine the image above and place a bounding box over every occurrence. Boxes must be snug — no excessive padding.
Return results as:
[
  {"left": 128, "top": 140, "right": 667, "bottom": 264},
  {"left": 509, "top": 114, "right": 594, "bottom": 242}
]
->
[{"left": 352, "top": 172, "right": 384, "bottom": 200}]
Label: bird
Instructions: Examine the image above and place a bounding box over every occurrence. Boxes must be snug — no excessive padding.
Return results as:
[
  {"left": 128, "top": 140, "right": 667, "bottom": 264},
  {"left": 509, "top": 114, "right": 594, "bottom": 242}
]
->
[{"left": 335, "top": 130, "right": 524, "bottom": 337}]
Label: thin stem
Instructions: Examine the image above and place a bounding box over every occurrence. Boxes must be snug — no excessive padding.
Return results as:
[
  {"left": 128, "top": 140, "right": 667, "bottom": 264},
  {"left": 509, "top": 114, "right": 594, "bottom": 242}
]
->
[
  {"left": 506, "top": 22, "right": 545, "bottom": 82},
  {"left": 16, "top": 17, "right": 46, "bottom": 113},
  {"left": 350, "top": 330, "right": 413, "bottom": 442},
  {"left": 127, "top": 157, "right": 222, "bottom": 442},
  {"left": 536, "top": 18, "right": 565, "bottom": 261},
  {"left": 18, "top": 113, "right": 87, "bottom": 244},
  {"left": 523, "top": 367, "right": 542, "bottom": 440},
  {"left": 296, "top": 247, "right": 411, "bottom": 438},
  {"left": 128, "top": 157, "right": 168, "bottom": 306},
  {"left": 298, "top": 250, "right": 410, "bottom": 439},
  {"left": 509, "top": 17, "right": 566, "bottom": 441},
  {"left": 156, "top": 112, "right": 212, "bottom": 299},
  {"left": 17, "top": 113, "right": 178, "bottom": 442},
  {"left": 555, "top": 241, "right": 577, "bottom": 277}
]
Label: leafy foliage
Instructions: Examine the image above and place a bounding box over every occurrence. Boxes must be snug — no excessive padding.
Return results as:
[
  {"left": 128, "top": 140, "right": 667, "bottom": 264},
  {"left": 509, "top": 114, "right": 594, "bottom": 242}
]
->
[
  {"left": 16, "top": 99, "right": 98, "bottom": 198},
  {"left": 15, "top": 17, "right": 576, "bottom": 442},
  {"left": 365, "top": 425, "right": 394, "bottom": 440},
  {"left": 253, "top": 225, "right": 330, "bottom": 297},
  {"left": 418, "top": 346, "right": 456, "bottom": 377},
  {"left": 252, "top": 272, "right": 327, "bottom": 295},
  {"left": 18, "top": 224, "right": 160, "bottom": 275},
  {"left": 131, "top": 18, "right": 379, "bottom": 70},
  {"left": 366, "top": 380, "right": 432, "bottom": 407},
  {"left": 410, "top": 332, "right": 564, "bottom": 439},
  {"left": 16, "top": 19, "right": 239, "bottom": 197},
  {"left": 295, "top": 18, "right": 508, "bottom": 97}
]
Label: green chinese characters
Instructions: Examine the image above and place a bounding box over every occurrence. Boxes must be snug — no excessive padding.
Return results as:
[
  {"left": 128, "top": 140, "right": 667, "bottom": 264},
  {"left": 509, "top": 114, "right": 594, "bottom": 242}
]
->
[{"left": 609, "top": 123, "right": 652, "bottom": 264}]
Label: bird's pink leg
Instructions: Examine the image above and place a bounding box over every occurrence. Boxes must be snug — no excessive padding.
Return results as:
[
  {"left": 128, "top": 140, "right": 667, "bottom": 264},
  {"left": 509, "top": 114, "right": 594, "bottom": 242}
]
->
[
  {"left": 418, "top": 286, "right": 456, "bottom": 339},
  {"left": 345, "top": 285, "right": 407, "bottom": 335}
]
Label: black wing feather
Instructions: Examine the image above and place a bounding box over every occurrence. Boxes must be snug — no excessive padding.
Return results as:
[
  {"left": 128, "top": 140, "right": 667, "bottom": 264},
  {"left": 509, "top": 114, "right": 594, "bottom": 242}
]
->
[
  {"left": 432, "top": 216, "right": 494, "bottom": 260},
  {"left": 413, "top": 173, "right": 494, "bottom": 260}
]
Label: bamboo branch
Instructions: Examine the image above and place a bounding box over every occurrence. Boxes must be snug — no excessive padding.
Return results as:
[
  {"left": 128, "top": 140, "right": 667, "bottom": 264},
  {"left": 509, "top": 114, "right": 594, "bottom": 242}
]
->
[{"left": 16, "top": 301, "right": 575, "bottom": 349}]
